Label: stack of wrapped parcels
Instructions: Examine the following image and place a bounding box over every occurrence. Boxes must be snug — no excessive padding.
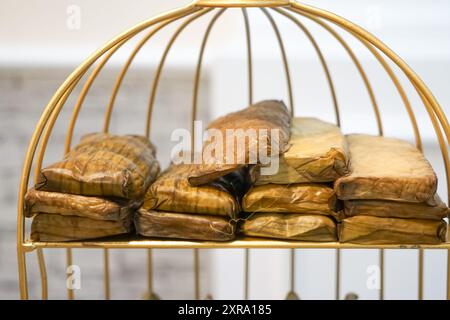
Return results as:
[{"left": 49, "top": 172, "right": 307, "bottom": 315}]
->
[
  {"left": 335, "top": 134, "right": 448, "bottom": 244},
  {"left": 25, "top": 133, "right": 160, "bottom": 241},
  {"left": 135, "top": 100, "right": 290, "bottom": 241},
  {"left": 24, "top": 100, "right": 448, "bottom": 244},
  {"left": 240, "top": 117, "right": 349, "bottom": 241}
]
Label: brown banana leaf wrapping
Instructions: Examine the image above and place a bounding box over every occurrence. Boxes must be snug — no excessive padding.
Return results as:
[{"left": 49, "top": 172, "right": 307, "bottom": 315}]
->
[
  {"left": 240, "top": 213, "right": 337, "bottom": 241},
  {"left": 188, "top": 100, "right": 291, "bottom": 186},
  {"left": 135, "top": 209, "right": 235, "bottom": 241},
  {"left": 24, "top": 188, "right": 140, "bottom": 221},
  {"left": 334, "top": 134, "right": 437, "bottom": 202},
  {"left": 31, "top": 213, "right": 133, "bottom": 242},
  {"left": 344, "top": 194, "right": 449, "bottom": 220},
  {"left": 339, "top": 215, "right": 447, "bottom": 244},
  {"left": 36, "top": 133, "right": 160, "bottom": 200},
  {"left": 144, "top": 164, "right": 249, "bottom": 218},
  {"left": 257, "top": 117, "right": 349, "bottom": 185},
  {"left": 242, "top": 183, "right": 343, "bottom": 219}
]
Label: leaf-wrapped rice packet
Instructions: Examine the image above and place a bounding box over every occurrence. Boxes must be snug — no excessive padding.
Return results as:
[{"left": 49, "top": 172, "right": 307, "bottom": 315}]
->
[
  {"left": 36, "top": 133, "right": 160, "bottom": 200},
  {"left": 188, "top": 100, "right": 291, "bottom": 186},
  {"left": 257, "top": 117, "right": 349, "bottom": 185},
  {"left": 334, "top": 134, "right": 437, "bottom": 202},
  {"left": 24, "top": 188, "right": 140, "bottom": 221},
  {"left": 339, "top": 216, "right": 447, "bottom": 244},
  {"left": 135, "top": 209, "right": 234, "bottom": 241},
  {"left": 344, "top": 194, "right": 448, "bottom": 220},
  {"left": 242, "top": 183, "right": 343, "bottom": 219},
  {"left": 31, "top": 213, "right": 133, "bottom": 242},
  {"left": 240, "top": 213, "right": 337, "bottom": 241},
  {"left": 144, "top": 164, "right": 251, "bottom": 218}
]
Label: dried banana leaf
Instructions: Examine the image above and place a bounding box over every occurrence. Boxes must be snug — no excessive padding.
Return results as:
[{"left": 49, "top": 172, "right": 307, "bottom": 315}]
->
[
  {"left": 242, "top": 183, "right": 343, "bottom": 219},
  {"left": 257, "top": 118, "right": 349, "bottom": 185},
  {"left": 143, "top": 164, "right": 244, "bottom": 218},
  {"left": 36, "top": 133, "right": 160, "bottom": 200},
  {"left": 188, "top": 100, "right": 291, "bottom": 186},
  {"left": 31, "top": 213, "right": 133, "bottom": 242},
  {"left": 25, "top": 188, "right": 140, "bottom": 221},
  {"left": 338, "top": 215, "right": 447, "bottom": 244},
  {"left": 344, "top": 194, "right": 448, "bottom": 220},
  {"left": 240, "top": 213, "right": 337, "bottom": 241},
  {"left": 135, "top": 209, "right": 235, "bottom": 241},
  {"left": 335, "top": 134, "right": 437, "bottom": 202}
]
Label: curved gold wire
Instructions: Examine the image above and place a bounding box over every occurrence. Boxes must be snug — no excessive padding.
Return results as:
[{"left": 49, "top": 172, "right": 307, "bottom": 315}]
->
[
  {"left": 290, "top": 1, "right": 449, "bottom": 300},
  {"left": 36, "top": 249, "right": 48, "bottom": 300},
  {"left": 65, "top": 43, "right": 121, "bottom": 152},
  {"left": 260, "top": 8, "right": 294, "bottom": 115},
  {"left": 286, "top": 8, "right": 421, "bottom": 150},
  {"left": 192, "top": 8, "right": 226, "bottom": 145},
  {"left": 190, "top": 9, "right": 226, "bottom": 301},
  {"left": 242, "top": 9, "right": 253, "bottom": 301},
  {"left": 289, "top": 1, "right": 449, "bottom": 174},
  {"left": 285, "top": 8, "right": 382, "bottom": 135},
  {"left": 103, "top": 11, "right": 200, "bottom": 133},
  {"left": 17, "top": 3, "right": 198, "bottom": 300},
  {"left": 146, "top": 8, "right": 214, "bottom": 138},
  {"left": 272, "top": 8, "right": 340, "bottom": 126},
  {"left": 242, "top": 8, "right": 253, "bottom": 105}
]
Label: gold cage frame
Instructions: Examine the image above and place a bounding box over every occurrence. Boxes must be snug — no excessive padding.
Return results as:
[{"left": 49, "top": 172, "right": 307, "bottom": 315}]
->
[{"left": 17, "top": 0, "right": 450, "bottom": 300}]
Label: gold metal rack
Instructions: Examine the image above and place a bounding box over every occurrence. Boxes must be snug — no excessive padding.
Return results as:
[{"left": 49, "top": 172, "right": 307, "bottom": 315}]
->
[{"left": 17, "top": 0, "right": 450, "bottom": 300}]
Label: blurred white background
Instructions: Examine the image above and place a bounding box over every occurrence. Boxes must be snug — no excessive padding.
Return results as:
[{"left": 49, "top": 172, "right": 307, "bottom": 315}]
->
[{"left": 0, "top": 0, "right": 449, "bottom": 299}]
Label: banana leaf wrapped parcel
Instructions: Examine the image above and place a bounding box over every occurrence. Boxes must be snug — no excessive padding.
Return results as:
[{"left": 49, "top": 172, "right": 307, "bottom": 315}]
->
[
  {"left": 144, "top": 164, "right": 252, "bottom": 218},
  {"left": 256, "top": 117, "right": 349, "bottom": 185},
  {"left": 240, "top": 213, "right": 337, "bottom": 241},
  {"left": 343, "top": 194, "right": 449, "bottom": 220},
  {"left": 242, "top": 183, "right": 343, "bottom": 219},
  {"left": 135, "top": 209, "right": 234, "bottom": 241},
  {"left": 36, "top": 133, "right": 160, "bottom": 200},
  {"left": 334, "top": 134, "right": 437, "bottom": 202},
  {"left": 25, "top": 188, "right": 140, "bottom": 221},
  {"left": 31, "top": 213, "right": 133, "bottom": 242},
  {"left": 188, "top": 100, "right": 291, "bottom": 186},
  {"left": 339, "top": 216, "right": 447, "bottom": 244}
]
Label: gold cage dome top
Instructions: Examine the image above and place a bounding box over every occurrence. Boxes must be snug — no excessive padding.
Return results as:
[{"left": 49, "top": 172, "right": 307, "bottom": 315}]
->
[{"left": 16, "top": 0, "right": 450, "bottom": 300}]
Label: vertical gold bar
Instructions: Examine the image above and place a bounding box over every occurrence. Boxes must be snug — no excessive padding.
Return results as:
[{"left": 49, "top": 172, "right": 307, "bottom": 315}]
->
[
  {"left": 104, "top": 249, "right": 111, "bottom": 300},
  {"left": 242, "top": 8, "right": 253, "bottom": 105},
  {"left": 146, "top": 8, "right": 213, "bottom": 138},
  {"left": 260, "top": 8, "right": 294, "bottom": 115},
  {"left": 67, "top": 248, "right": 74, "bottom": 300},
  {"left": 379, "top": 249, "right": 384, "bottom": 300},
  {"left": 18, "top": 248, "right": 28, "bottom": 300},
  {"left": 285, "top": 249, "right": 299, "bottom": 300},
  {"left": 37, "top": 248, "right": 48, "bottom": 300},
  {"left": 244, "top": 249, "right": 250, "bottom": 300},
  {"left": 418, "top": 249, "right": 424, "bottom": 300},
  {"left": 271, "top": 8, "right": 340, "bottom": 126}
]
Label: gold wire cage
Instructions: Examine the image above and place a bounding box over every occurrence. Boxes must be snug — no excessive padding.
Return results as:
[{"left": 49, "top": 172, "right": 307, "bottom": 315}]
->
[{"left": 17, "top": 0, "right": 450, "bottom": 300}]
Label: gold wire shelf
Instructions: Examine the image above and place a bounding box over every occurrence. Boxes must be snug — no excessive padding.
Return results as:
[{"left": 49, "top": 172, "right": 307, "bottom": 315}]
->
[
  {"left": 17, "top": 0, "right": 450, "bottom": 300},
  {"left": 23, "top": 237, "right": 450, "bottom": 251}
]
